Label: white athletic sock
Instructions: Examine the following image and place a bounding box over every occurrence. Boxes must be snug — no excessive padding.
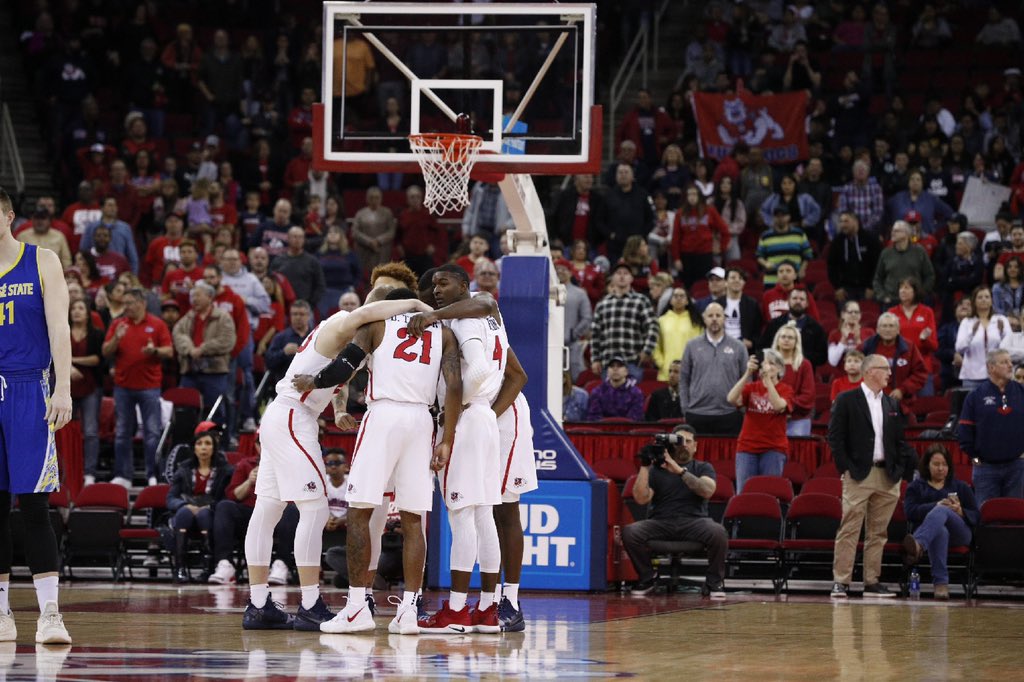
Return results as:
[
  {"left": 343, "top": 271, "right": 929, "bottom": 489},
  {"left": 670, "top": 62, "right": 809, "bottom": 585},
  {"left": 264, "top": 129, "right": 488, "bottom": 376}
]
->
[
  {"left": 250, "top": 583, "right": 270, "bottom": 609},
  {"left": 348, "top": 586, "right": 366, "bottom": 609},
  {"left": 33, "top": 576, "right": 58, "bottom": 612},
  {"left": 450, "top": 591, "right": 467, "bottom": 612},
  {"left": 505, "top": 583, "right": 520, "bottom": 610},
  {"left": 493, "top": 584, "right": 502, "bottom": 605},
  {"left": 479, "top": 591, "right": 494, "bottom": 610},
  {"left": 0, "top": 581, "right": 8, "bottom": 613},
  {"left": 300, "top": 584, "right": 320, "bottom": 610},
  {"left": 401, "top": 591, "right": 416, "bottom": 608}
]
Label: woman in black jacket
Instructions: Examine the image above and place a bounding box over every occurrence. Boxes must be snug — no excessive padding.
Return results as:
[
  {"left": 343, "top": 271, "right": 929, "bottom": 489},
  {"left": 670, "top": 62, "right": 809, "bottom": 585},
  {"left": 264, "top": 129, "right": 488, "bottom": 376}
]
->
[{"left": 166, "top": 428, "right": 234, "bottom": 582}]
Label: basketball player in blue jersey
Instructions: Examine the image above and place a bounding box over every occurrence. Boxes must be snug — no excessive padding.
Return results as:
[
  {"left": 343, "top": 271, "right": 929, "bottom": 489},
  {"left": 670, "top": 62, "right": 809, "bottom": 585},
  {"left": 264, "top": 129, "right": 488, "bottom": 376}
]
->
[{"left": 0, "top": 187, "right": 73, "bottom": 645}]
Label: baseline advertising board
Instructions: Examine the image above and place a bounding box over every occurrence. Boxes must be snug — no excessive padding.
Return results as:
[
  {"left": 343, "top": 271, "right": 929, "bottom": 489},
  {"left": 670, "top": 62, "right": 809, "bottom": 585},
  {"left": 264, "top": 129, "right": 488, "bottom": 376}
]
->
[{"left": 428, "top": 479, "right": 608, "bottom": 591}]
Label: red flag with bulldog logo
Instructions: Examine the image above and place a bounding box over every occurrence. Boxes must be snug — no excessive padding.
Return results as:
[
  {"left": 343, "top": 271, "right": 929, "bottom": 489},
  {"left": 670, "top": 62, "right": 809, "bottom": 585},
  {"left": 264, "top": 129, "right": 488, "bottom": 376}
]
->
[{"left": 692, "top": 88, "right": 809, "bottom": 164}]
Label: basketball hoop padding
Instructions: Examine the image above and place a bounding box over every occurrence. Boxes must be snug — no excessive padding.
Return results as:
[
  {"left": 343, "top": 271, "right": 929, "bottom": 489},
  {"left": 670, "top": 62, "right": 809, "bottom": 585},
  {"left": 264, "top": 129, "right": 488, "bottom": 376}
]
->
[{"left": 407, "top": 133, "right": 483, "bottom": 215}]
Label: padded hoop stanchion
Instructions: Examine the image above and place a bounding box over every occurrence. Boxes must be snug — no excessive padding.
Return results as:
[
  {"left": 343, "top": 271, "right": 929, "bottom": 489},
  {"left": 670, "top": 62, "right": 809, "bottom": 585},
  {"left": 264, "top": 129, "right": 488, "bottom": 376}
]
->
[{"left": 407, "top": 132, "right": 483, "bottom": 215}]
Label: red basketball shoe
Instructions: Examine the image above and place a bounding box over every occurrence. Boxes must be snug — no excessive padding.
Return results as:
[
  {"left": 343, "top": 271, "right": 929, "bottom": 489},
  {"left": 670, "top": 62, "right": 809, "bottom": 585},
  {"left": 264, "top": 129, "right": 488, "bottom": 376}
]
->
[
  {"left": 418, "top": 601, "right": 473, "bottom": 634},
  {"left": 470, "top": 603, "right": 500, "bottom": 633}
]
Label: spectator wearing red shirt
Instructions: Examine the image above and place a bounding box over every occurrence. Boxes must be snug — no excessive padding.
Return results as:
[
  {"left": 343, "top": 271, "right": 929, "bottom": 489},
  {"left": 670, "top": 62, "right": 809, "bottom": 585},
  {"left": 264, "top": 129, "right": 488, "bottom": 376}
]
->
[
  {"left": 162, "top": 239, "right": 205, "bottom": 313},
  {"left": 455, "top": 235, "right": 492, "bottom": 279},
  {"left": 569, "top": 238, "right": 606, "bottom": 307},
  {"left": 143, "top": 212, "right": 186, "bottom": 286},
  {"left": 888, "top": 276, "right": 938, "bottom": 395},
  {"left": 902, "top": 211, "right": 939, "bottom": 258},
  {"left": 101, "top": 288, "right": 174, "bottom": 487},
  {"left": 728, "top": 349, "right": 794, "bottom": 492},
  {"left": 828, "top": 300, "right": 875, "bottom": 367},
  {"left": 287, "top": 88, "right": 316, "bottom": 151},
  {"left": 90, "top": 224, "right": 132, "bottom": 282},
  {"left": 859, "top": 312, "right": 929, "bottom": 414},
  {"left": 994, "top": 225, "right": 1024, "bottom": 281},
  {"left": 61, "top": 181, "right": 103, "bottom": 252},
  {"left": 100, "top": 159, "right": 142, "bottom": 229},
  {"left": 76, "top": 143, "right": 113, "bottom": 185},
  {"left": 615, "top": 89, "right": 675, "bottom": 167},
  {"left": 395, "top": 185, "right": 447, "bottom": 275},
  {"left": 771, "top": 321, "right": 816, "bottom": 437},
  {"left": 830, "top": 350, "right": 865, "bottom": 402},
  {"left": 209, "top": 181, "right": 238, "bottom": 233},
  {"left": 670, "top": 186, "right": 730, "bottom": 289},
  {"left": 120, "top": 111, "right": 160, "bottom": 164},
  {"left": 760, "top": 260, "right": 821, "bottom": 322},
  {"left": 282, "top": 137, "right": 314, "bottom": 200}
]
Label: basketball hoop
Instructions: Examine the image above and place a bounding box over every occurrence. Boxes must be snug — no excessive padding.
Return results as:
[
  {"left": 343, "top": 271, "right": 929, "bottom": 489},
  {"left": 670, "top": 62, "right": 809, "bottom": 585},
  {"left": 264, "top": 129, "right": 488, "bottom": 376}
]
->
[{"left": 407, "top": 133, "right": 484, "bottom": 215}]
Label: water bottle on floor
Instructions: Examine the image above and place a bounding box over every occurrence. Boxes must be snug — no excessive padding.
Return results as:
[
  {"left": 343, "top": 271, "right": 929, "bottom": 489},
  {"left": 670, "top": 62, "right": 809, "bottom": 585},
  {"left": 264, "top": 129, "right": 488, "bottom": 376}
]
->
[{"left": 909, "top": 568, "right": 921, "bottom": 600}]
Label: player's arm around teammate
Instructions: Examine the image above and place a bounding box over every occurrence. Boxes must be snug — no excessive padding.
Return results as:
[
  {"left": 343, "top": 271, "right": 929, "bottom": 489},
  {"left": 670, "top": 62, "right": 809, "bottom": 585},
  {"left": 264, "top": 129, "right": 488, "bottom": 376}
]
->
[{"left": 407, "top": 291, "right": 497, "bottom": 337}]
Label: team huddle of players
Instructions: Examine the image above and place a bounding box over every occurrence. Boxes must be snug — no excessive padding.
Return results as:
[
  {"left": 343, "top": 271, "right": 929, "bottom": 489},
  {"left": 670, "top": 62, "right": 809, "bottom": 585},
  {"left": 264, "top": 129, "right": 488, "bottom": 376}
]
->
[{"left": 241, "top": 261, "right": 538, "bottom": 635}]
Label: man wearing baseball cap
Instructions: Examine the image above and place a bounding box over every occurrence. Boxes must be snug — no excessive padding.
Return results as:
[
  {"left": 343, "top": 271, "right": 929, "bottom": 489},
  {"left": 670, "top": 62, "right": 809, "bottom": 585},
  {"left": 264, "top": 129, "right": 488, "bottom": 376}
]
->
[
  {"left": 590, "top": 261, "right": 659, "bottom": 381},
  {"left": 902, "top": 210, "right": 938, "bottom": 258}
]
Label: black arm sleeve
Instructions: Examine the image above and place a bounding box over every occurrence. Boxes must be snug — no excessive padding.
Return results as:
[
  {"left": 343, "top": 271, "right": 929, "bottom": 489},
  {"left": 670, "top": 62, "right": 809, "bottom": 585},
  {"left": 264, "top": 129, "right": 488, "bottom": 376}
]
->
[{"left": 313, "top": 343, "right": 368, "bottom": 389}]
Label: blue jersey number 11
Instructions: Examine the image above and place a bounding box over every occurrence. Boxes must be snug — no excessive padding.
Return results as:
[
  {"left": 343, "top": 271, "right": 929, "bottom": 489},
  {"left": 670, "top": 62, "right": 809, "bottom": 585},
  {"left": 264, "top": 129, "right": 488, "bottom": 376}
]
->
[{"left": 0, "top": 301, "right": 12, "bottom": 326}]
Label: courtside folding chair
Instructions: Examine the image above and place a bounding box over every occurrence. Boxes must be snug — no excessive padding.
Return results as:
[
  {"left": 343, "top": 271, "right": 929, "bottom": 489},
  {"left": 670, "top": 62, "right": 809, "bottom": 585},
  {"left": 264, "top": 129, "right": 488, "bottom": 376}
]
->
[
  {"left": 119, "top": 483, "right": 170, "bottom": 579},
  {"left": 781, "top": 493, "right": 843, "bottom": 590},
  {"left": 64, "top": 483, "right": 129, "bottom": 581},
  {"left": 968, "top": 498, "right": 1024, "bottom": 598},
  {"left": 723, "top": 493, "right": 784, "bottom": 592},
  {"left": 743, "top": 476, "right": 795, "bottom": 516}
]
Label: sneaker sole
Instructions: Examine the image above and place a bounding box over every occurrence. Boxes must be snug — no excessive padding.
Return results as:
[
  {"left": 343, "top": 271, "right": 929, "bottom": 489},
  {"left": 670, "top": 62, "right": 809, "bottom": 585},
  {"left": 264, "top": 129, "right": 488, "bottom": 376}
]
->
[
  {"left": 294, "top": 617, "right": 334, "bottom": 632},
  {"left": 320, "top": 622, "right": 375, "bottom": 634},
  {"left": 388, "top": 622, "right": 420, "bottom": 635},
  {"left": 418, "top": 625, "right": 474, "bottom": 635},
  {"left": 242, "top": 620, "right": 294, "bottom": 631},
  {"left": 36, "top": 633, "right": 72, "bottom": 645},
  {"left": 473, "top": 624, "right": 500, "bottom": 634},
  {"left": 830, "top": 593, "right": 849, "bottom": 599}
]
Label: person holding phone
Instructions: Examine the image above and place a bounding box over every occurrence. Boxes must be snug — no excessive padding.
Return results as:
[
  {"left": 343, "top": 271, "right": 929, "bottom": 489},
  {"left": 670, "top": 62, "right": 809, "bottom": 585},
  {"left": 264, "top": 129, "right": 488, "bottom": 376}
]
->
[
  {"left": 902, "top": 444, "right": 979, "bottom": 599},
  {"left": 727, "top": 349, "right": 793, "bottom": 493}
]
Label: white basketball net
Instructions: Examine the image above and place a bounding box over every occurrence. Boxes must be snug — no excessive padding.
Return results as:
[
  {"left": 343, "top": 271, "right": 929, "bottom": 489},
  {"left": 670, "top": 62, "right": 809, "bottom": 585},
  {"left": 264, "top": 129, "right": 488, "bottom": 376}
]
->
[{"left": 407, "top": 133, "right": 484, "bottom": 215}]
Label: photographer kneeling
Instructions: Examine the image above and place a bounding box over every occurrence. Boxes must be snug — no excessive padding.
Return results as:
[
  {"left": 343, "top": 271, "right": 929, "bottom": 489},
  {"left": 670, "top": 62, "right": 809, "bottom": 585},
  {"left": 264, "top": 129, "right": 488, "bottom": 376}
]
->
[{"left": 623, "top": 425, "right": 729, "bottom": 598}]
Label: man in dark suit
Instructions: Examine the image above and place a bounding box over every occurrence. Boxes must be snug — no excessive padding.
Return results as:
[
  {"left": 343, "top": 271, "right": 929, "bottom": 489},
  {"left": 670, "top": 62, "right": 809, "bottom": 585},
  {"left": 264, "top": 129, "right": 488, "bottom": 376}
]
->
[
  {"left": 828, "top": 354, "right": 917, "bottom": 598},
  {"left": 715, "top": 266, "right": 762, "bottom": 351}
]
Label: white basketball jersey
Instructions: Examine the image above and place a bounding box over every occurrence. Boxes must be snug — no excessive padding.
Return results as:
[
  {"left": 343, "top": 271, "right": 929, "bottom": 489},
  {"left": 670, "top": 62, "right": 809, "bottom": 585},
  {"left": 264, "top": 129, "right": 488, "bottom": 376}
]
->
[
  {"left": 274, "top": 311, "right": 348, "bottom": 415},
  {"left": 366, "top": 314, "right": 443, "bottom": 405},
  {"left": 449, "top": 315, "right": 506, "bottom": 404}
]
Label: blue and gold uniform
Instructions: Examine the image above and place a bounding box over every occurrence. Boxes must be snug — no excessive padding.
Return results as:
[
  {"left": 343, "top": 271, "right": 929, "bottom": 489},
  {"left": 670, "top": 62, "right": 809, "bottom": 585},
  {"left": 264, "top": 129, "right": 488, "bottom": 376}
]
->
[{"left": 0, "top": 243, "right": 59, "bottom": 493}]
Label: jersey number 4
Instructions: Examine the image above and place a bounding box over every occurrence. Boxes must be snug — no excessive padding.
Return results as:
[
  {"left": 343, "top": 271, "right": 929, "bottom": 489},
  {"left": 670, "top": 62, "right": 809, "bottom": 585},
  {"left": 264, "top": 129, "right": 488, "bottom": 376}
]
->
[
  {"left": 0, "top": 301, "right": 13, "bottom": 326},
  {"left": 393, "top": 328, "right": 433, "bottom": 364}
]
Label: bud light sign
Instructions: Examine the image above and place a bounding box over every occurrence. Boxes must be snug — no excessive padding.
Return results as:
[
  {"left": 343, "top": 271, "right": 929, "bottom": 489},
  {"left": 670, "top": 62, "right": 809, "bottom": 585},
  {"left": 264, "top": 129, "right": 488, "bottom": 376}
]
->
[{"left": 428, "top": 480, "right": 607, "bottom": 591}]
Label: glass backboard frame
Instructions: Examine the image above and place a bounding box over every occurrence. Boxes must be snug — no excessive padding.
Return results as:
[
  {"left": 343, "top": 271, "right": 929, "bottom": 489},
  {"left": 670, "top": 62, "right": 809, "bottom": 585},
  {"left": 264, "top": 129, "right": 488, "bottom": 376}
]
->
[{"left": 317, "top": 1, "right": 600, "bottom": 175}]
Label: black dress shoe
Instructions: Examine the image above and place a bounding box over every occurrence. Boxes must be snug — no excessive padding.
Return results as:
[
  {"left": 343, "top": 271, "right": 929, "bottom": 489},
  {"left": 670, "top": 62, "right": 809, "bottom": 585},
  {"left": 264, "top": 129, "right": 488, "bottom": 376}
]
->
[{"left": 863, "top": 583, "right": 896, "bottom": 597}]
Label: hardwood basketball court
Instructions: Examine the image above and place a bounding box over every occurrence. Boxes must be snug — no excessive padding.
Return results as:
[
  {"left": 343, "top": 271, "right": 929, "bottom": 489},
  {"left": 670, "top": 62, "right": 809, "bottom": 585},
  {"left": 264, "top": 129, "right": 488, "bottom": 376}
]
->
[{"left": 6, "top": 583, "right": 1020, "bottom": 679}]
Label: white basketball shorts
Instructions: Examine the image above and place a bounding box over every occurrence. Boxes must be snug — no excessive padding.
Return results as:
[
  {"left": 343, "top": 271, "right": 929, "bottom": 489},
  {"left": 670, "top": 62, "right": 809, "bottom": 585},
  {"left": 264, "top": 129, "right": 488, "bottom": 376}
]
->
[
  {"left": 257, "top": 399, "right": 328, "bottom": 502},
  {"left": 497, "top": 395, "right": 538, "bottom": 503},
  {"left": 346, "top": 400, "right": 436, "bottom": 513},
  {"left": 441, "top": 403, "right": 500, "bottom": 510}
]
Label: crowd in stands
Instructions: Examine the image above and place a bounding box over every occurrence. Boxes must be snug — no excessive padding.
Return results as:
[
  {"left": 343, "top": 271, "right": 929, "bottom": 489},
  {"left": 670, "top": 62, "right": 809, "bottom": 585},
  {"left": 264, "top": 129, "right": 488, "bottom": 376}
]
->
[{"left": 8, "top": 0, "right": 1024, "bottom": 499}]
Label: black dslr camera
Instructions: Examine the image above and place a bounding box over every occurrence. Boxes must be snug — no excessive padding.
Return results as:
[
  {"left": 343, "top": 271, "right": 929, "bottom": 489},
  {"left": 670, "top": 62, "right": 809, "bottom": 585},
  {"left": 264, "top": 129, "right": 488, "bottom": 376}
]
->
[{"left": 638, "top": 433, "right": 682, "bottom": 467}]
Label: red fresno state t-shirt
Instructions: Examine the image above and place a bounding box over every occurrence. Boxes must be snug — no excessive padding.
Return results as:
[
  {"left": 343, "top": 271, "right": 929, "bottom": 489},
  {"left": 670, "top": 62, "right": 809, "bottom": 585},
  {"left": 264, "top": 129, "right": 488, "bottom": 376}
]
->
[{"left": 736, "top": 380, "right": 794, "bottom": 455}]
